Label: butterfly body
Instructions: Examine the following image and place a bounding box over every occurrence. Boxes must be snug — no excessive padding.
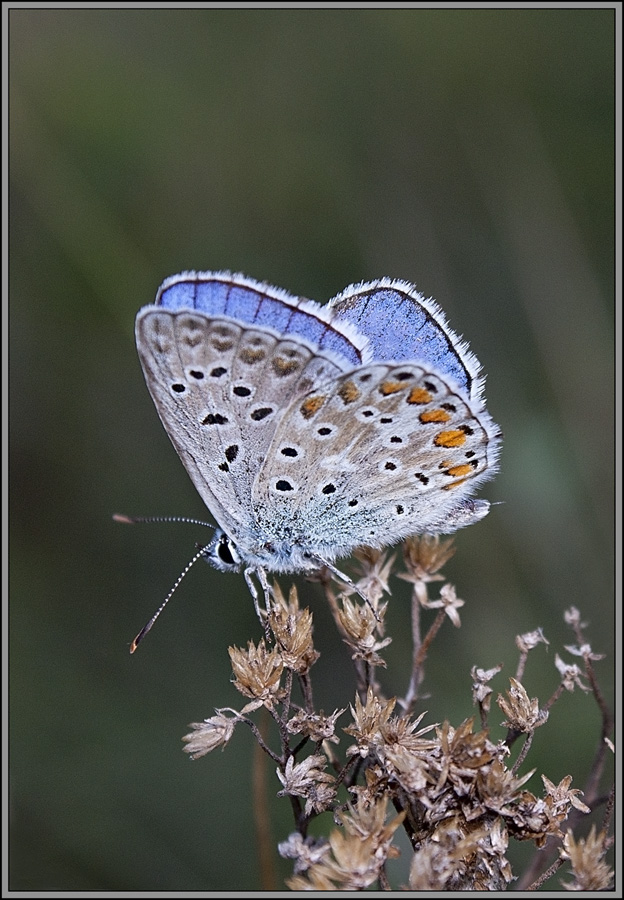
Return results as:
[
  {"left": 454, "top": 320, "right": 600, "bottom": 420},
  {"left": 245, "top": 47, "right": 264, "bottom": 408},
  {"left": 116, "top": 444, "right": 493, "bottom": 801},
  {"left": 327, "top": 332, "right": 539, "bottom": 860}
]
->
[{"left": 136, "top": 272, "right": 501, "bottom": 584}]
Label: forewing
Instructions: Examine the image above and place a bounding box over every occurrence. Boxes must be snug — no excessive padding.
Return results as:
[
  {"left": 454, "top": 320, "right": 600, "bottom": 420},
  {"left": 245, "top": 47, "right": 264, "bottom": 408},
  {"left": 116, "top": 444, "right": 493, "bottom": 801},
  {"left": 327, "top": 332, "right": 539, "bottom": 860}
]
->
[{"left": 136, "top": 308, "right": 348, "bottom": 541}]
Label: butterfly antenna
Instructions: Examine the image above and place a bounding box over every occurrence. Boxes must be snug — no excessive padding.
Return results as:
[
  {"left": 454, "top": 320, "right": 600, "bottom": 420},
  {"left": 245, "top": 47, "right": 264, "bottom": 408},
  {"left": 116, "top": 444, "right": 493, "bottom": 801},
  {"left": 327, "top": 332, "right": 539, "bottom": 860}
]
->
[
  {"left": 113, "top": 513, "right": 216, "bottom": 529},
  {"left": 129, "top": 545, "right": 208, "bottom": 653}
]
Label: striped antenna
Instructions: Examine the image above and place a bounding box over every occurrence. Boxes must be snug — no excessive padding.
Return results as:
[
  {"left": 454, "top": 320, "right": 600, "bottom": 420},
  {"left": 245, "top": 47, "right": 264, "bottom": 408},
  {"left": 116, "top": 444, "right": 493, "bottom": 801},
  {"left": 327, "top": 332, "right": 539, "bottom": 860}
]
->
[{"left": 113, "top": 513, "right": 215, "bottom": 652}]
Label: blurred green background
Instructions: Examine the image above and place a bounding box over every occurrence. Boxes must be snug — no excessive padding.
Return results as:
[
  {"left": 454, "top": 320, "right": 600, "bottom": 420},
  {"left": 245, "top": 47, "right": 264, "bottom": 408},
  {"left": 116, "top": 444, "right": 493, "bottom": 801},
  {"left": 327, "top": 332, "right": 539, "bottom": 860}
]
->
[{"left": 9, "top": 6, "right": 614, "bottom": 892}]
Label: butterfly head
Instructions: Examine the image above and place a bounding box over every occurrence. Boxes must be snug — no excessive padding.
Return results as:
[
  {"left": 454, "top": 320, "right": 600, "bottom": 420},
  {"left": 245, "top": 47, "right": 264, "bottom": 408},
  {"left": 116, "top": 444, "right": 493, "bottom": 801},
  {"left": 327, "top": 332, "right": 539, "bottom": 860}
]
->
[{"left": 200, "top": 529, "right": 243, "bottom": 573}]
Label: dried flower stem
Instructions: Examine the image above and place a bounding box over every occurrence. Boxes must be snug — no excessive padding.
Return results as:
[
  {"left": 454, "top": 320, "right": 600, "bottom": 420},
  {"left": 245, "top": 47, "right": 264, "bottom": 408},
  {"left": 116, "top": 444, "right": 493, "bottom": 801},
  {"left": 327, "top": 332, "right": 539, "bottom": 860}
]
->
[
  {"left": 601, "top": 783, "right": 615, "bottom": 835},
  {"left": 568, "top": 613, "right": 613, "bottom": 734},
  {"left": 378, "top": 865, "right": 391, "bottom": 891},
  {"left": 566, "top": 613, "right": 614, "bottom": 810},
  {"left": 515, "top": 648, "right": 529, "bottom": 682},
  {"left": 402, "top": 604, "right": 447, "bottom": 712},
  {"left": 511, "top": 729, "right": 534, "bottom": 776},
  {"left": 280, "top": 668, "right": 294, "bottom": 721},
  {"left": 401, "top": 584, "right": 423, "bottom": 712},
  {"left": 477, "top": 699, "right": 488, "bottom": 730},
  {"left": 581, "top": 685, "right": 613, "bottom": 809},
  {"left": 526, "top": 856, "right": 565, "bottom": 891},
  {"left": 333, "top": 754, "right": 359, "bottom": 791},
  {"left": 542, "top": 681, "right": 566, "bottom": 713},
  {"left": 297, "top": 671, "right": 314, "bottom": 713},
  {"left": 239, "top": 715, "right": 283, "bottom": 764}
]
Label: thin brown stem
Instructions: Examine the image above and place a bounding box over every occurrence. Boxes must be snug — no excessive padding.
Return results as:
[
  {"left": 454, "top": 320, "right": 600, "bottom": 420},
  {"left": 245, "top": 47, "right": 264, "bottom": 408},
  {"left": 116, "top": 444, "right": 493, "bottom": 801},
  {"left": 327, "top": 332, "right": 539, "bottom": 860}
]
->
[
  {"left": 526, "top": 856, "right": 565, "bottom": 891},
  {"left": 601, "top": 783, "right": 615, "bottom": 835},
  {"left": 240, "top": 715, "right": 283, "bottom": 764},
  {"left": 402, "top": 606, "right": 447, "bottom": 712},
  {"left": 298, "top": 670, "right": 315, "bottom": 713},
  {"left": 401, "top": 583, "right": 423, "bottom": 713},
  {"left": 542, "top": 681, "right": 565, "bottom": 713},
  {"left": 378, "top": 866, "right": 391, "bottom": 890},
  {"left": 511, "top": 730, "right": 534, "bottom": 776},
  {"left": 515, "top": 649, "right": 529, "bottom": 682},
  {"left": 478, "top": 699, "right": 489, "bottom": 731},
  {"left": 581, "top": 676, "right": 613, "bottom": 807}
]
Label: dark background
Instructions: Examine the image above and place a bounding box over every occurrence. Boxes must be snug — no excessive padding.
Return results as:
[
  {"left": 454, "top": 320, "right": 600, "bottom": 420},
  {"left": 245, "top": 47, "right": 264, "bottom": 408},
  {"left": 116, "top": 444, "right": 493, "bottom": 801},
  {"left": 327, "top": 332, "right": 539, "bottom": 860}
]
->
[{"left": 9, "top": 7, "right": 615, "bottom": 892}]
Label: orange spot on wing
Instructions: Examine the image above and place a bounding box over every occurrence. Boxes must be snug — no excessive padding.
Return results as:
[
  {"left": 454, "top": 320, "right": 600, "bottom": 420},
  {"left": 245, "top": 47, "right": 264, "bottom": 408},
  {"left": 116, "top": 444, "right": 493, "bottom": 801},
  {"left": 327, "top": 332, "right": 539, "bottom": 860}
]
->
[
  {"left": 407, "top": 386, "right": 434, "bottom": 404},
  {"left": 272, "top": 357, "right": 300, "bottom": 376},
  {"left": 419, "top": 409, "right": 452, "bottom": 424},
  {"left": 379, "top": 381, "right": 404, "bottom": 395},
  {"left": 443, "top": 478, "right": 468, "bottom": 490},
  {"left": 434, "top": 429, "right": 467, "bottom": 448},
  {"left": 300, "top": 395, "right": 326, "bottom": 419},
  {"left": 445, "top": 464, "right": 474, "bottom": 477},
  {"left": 338, "top": 380, "right": 361, "bottom": 404}
]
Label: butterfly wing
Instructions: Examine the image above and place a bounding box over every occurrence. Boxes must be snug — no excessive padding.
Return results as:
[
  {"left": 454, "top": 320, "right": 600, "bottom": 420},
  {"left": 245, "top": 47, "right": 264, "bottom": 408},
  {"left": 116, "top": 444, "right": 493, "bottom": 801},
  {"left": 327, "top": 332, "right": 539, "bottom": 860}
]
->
[
  {"left": 136, "top": 307, "right": 350, "bottom": 545},
  {"left": 328, "top": 279, "right": 484, "bottom": 402},
  {"left": 252, "top": 362, "right": 501, "bottom": 562},
  {"left": 136, "top": 272, "right": 501, "bottom": 572}
]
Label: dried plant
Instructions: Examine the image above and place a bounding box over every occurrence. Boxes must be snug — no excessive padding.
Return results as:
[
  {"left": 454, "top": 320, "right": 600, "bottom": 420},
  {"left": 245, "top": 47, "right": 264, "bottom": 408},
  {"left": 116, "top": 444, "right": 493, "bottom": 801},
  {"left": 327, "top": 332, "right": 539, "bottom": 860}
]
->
[{"left": 181, "top": 537, "right": 614, "bottom": 891}]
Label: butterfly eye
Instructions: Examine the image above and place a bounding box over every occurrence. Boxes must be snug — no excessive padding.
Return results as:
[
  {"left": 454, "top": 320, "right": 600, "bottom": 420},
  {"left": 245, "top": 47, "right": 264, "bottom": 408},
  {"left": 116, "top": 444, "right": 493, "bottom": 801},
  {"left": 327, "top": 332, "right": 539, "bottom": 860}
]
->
[
  {"left": 200, "top": 530, "right": 241, "bottom": 573},
  {"left": 216, "top": 535, "right": 239, "bottom": 567}
]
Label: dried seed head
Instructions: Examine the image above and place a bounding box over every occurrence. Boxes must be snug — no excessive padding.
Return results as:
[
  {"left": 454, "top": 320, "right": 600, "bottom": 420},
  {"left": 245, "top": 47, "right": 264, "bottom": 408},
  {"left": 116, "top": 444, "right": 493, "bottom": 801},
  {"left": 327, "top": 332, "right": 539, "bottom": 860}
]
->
[
  {"left": 352, "top": 547, "right": 395, "bottom": 607},
  {"left": 423, "top": 583, "right": 465, "bottom": 627},
  {"left": 338, "top": 596, "right": 391, "bottom": 666},
  {"left": 276, "top": 753, "right": 337, "bottom": 815},
  {"left": 554, "top": 654, "right": 591, "bottom": 692},
  {"left": 286, "top": 708, "right": 344, "bottom": 744},
  {"left": 497, "top": 677, "right": 548, "bottom": 732},
  {"left": 228, "top": 639, "right": 284, "bottom": 708},
  {"left": 345, "top": 689, "right": 397, "bottom": 758},
  {"left": 181, "top": 714, "right": 236, "bottom": 758},
  {"left": 401, "top": 534, "right": 456, "bottom": 582},
  {"left": 471, "top": 663, "right": 504, "bottom": 710},
  {"left": 515, "top": 628, "right": 549, "bottom": 653},
  {"left": 560, "top": 826, "right": 614, "bottom": 891},
  {"left": 268, "top": 584, "right": 320, "bottom": 674}
]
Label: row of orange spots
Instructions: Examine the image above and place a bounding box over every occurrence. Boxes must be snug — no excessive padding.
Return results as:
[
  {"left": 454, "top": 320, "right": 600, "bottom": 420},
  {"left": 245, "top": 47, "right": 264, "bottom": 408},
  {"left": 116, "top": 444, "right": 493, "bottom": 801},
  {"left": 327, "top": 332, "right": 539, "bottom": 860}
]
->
[{"left": 438, "top": 428, "right": 472, "bottom": 490}]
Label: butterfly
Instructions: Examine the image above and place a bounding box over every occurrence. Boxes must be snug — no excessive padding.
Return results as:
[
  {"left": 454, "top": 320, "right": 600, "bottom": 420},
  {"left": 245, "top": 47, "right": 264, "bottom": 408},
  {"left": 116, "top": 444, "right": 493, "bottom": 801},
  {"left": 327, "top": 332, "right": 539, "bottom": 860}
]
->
[{"left": 124, "top": 271, "right": 501, "bottom": 648}]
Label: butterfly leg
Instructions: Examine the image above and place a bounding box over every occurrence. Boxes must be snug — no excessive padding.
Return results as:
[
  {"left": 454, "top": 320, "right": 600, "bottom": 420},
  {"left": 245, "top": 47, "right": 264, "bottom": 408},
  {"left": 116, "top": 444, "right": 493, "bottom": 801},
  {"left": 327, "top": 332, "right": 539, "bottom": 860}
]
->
[
  {"left": 312, "top": 556, "right": 381, "bottom": 623},
  {"left": 244, "top": 566, "right": 275, "bottom": 639}
]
